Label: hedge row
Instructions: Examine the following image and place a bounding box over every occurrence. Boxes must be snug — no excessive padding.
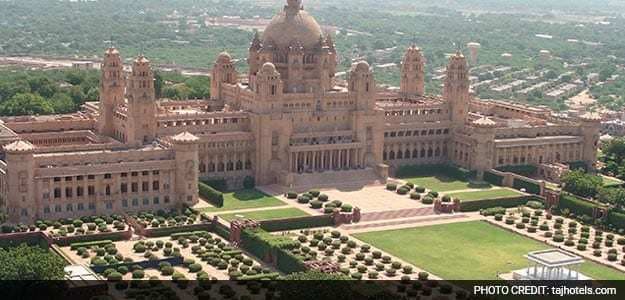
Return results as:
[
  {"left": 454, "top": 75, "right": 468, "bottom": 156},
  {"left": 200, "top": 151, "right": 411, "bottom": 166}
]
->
[
  {"left": 496, "top": 165, "right": 537, "bottom": 177},
  {"left": 259, "top": 215, "right": 334, "bottom": 232},
  {"left": 144, "top": 223, "right": 212, "bottom": 238},
  {"left": 240, "top": 229, "right": 306, "bottom": 274},
  {"left": 199, "top": 178, "right": 227, "bottom": 192},
  {"left": 169, "top": 231, "right": 209, "bottom": 240},
  {"left": 198, "top": 182, "right": 224, "bottom": 207},
  {"left": 568, "top": 161, "right": 589, "bottom": 172},
  {"left": 212, "top": 221, "right": 231, "bottom": 240},
  {"left": 484, "top": 171, "right": 504, "bottom": 186},
  {"left": 240, "top": 272, "right": 280, "bottom": 280},
  {"left": 459, "top": 196, "right": 539, "bottom": 212},
  {"left": 607, "top": 211, "right": 625, "bottom": 230},
  {"left": 56, "top": 230, "right": 130, "bottom": 246},
  {"left": 395, "top": 164, "right": 474, "bottom": 180},
  {"left": 513, "top": 178, "right": 541, "bottom": 195},
  {"left": 558, "top": 193, "right": 597, "bottom": 217},
  {"left": 70, "top": 239, "right": 113, "bottom": 250}
]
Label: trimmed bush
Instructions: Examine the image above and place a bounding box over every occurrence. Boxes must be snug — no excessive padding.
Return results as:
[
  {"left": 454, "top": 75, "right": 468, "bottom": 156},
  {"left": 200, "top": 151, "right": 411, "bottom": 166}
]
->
[
  {"left": 410, "top": 192, "right": 421, "bottom": 200},
  {"left": 198, "top": 182, "right": 224, "bottom": 207},
  {"left": 386, "top": 183, "right": 397, "bottom": 191}
]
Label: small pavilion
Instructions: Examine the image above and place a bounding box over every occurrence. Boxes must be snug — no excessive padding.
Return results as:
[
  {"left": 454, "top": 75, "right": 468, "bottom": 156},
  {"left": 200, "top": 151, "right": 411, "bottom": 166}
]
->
[{"left": 511, "top": 249, "right": 591, "bottom": 280}]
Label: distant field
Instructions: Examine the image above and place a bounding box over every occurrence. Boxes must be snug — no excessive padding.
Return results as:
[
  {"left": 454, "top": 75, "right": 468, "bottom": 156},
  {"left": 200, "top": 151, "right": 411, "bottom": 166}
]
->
[
  {"left": 200, "top": 189, "right": 285, "bottom": 213},
  {"left": 447, "top": 188, "right": 524, "bottom": 202},
  {"left": 218, "top": 207, "right": 309, "bottom": 222},
  {"left": 404, "top": 175, "right": 492, "bottom": 192},
  {"left": 354, "top": 221, "right": 625, "bottom": 280}
]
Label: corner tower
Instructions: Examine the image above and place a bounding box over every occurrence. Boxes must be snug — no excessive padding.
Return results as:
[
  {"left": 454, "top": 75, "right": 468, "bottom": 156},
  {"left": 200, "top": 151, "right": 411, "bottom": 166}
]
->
[
  {"left": 98, "top": 47, "right": 125, "bottom": 137},
  {"left": 126, "top": 55, "right": 157, "bottom": 145},
  {"left": 444, "top": 51, "right": 470, "bottom": 127},
  {"left": 210, "top": 52, "right": 238, "bottom": 103},
  {"left": 349, "top": 61, "right": 376, "bottom": 111},
  {"left": 400, "top": 45, "right": 425, "bottom": 96}
]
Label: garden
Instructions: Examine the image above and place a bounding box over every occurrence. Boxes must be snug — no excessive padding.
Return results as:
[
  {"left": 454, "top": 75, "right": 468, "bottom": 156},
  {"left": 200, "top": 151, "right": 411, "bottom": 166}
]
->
[
  {"left": 218, "top": 207, "right": 310, "bottom": 222},
  {"left": 1, "top": 214, "right": 128, "bottom": 237},
  {"left": 487, "top": 203, "right": 625, "bottom": 274},
  {"left": 354, "top": 221, "right": 625, "bottom": 280},
  {"left": 129, "top": 208, "right": 205, "bottom": 229}
]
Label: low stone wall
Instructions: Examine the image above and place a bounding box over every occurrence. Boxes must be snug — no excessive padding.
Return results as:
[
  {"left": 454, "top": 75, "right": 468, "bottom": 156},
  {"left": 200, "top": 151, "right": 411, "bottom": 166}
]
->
[{"left": 488, "top": 169, "right": 545, "bottom": 195}]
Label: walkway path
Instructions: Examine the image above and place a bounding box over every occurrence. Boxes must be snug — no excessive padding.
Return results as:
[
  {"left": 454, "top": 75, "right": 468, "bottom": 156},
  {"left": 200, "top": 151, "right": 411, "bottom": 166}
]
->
[{"left": 360, "top": 207, "right": 435, "bottom": 222}]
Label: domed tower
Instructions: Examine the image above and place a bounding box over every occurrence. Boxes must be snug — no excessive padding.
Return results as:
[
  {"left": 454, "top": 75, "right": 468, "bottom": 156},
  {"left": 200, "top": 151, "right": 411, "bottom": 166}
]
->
[
  {"left": 349, "top": 61, "right": 376, "bottom": 111},
  {"left": 126, "top": 55, "right": 157, "bottom": 145},
  {"left": 211, "top": 52, "right": 238, "bottom": 102},
  {"left": 248, "top": 0, "right": 337, "bottom": 94},
  {"left": 256, "top": 63, "right": 284, "bottom": 103},
  {"left": 400, "top": 45, "right": 425, "bottom": 96},
  {"left": 98, "top": 47, "right": 125, "bottom": 137},
  {"left": 444, "top": 51, "right": 470, "bottom": 127}
]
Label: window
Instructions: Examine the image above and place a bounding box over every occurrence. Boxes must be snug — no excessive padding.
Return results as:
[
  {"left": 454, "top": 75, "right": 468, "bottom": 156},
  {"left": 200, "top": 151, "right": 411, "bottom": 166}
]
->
[
  {"left": 142, "top": 182, "right": 149, "bottom": 192},
  {"left": 77, "top": 203, "right": 84, "bottom": 211},
  {"left": 65, "top": 187, "right": 73, "bottom": 198},
  {"left": 54, "top": 177, "right": 61, "bottom": 182},
  {"left": 88, "top": 203, "right": 96, "bottom": 210},
  {"left": 131, "top": 183, "right": 138, "bottom": 193},
  {"left": 76, "top": 186, "right": 83, "bottom": 197},
  {"left": 121, "top": 183, "right": 128, "bottom": 193},
  {"left": 105, "top": 185, "right": 111, "bottom": 196},
  {"left": 88, "top": 175, "right": 95, "bottom": 180},
  {"left": 66, "top": 204, "right": 73, "bottom": 211},
  {"left": 142, "top": 171, "right": 149, "bottom": 176},
  {"left": 153, "top": 197, "right": 160, "bottom": 205},
  {"left": 152, "top": 171, "right": 160, "bottom": 175},
  {"left": 105, "top": 202, "right": 113, "bottom": 210},
  {"left": 164, "top": 196, "right": 170, "bottom": 203},
  {"left": 55, "top": 205, "right": 62, "bottom": 212},
  {"left": 43, "top": 206, "right": 51, "bottom": 214},
  {"left": 65, "top": 176, "right": 72, "bottom": 182},
  {"left": 76, "top": 176, "right": 84, "bottom": 181},
  {"left": 122, "top": 199, "right": 128, "bottom": 208},
  {"left": 54, "top": 188, "right": 61, "bottom": 199},
  {"left": 131, "top": 172, "right": 138, "bottom": 177},
  {"left": 152, "top": 181, "right": 160, "bottom": 191},
  {"left": 121, "top": 173, "right": 128, "bottom": 178},
  {"left": 104, "top": 173, "right": 112, "bottom": 179},
  {"left": 21, "top": 209, "right": 28, "bottom": 216},
  {"left": 43, "top": 192, "right": 50, "bottom": 199},
  {"left": 132, "top": 198, "right": 139, "bottom": 206},
  {"left": 143, "top": 198, "right": 149, "bottom": 205},
  {"left": 88, "top": 186, "right": 95, "bottom": 196}
]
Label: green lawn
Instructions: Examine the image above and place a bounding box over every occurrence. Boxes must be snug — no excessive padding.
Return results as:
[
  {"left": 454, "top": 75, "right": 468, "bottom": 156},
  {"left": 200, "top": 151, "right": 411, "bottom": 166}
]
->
[
  {"left": 602, "top": 175, "right": 623, "bottom": 187},
  {"left": 447, "top": 188, "right": 524, "bottom": 202},
  {"left": 354, "top": 221, "right": 625, "bottom": 280},
  {"left": 200, "top": 189, "right": 285, "bottom": 213},
  {"left": 219, "top": 207, "right": 309, "bottom": 222},
  {"left": 404, "top": 175, "right": 492, "bottom": 192}
]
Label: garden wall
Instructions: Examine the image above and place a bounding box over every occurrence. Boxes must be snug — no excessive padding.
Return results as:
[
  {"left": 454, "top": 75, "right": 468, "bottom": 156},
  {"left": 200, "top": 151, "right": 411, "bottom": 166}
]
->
[
  {"left": 557, "top": 193, "right": 601, "bottom": 218},
  {"left": 0, "top": 231, "right": 50, "bottom": 248},
  {"left": 240, "top": 229, "right": 307, "bottom": 274},
  {"left": 488, "top": 169, "right": 544, "bottom": 195},
  {"left": 198, "top": 182, "right": 224, "bottom": 207},
  {"left": 142, "top": 223, "right": 213, "bottom": 238},
  {"left": 395, "top": 164, "right": 474, "bottom": 180}
]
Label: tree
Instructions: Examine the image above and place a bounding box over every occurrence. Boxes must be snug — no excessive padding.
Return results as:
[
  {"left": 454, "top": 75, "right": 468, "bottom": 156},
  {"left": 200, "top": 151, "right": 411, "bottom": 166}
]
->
[
  {"left": 561, "top": 170, "right": 603, "bottom": 198},
  {"left": 50, "top": 93, "right": 76, "bottom": 114},
  {"left": 0, "top": 244, "right": 66, "bottom": 280},
  {"left": 0, "top": 93, "right": 54, "bottom": 116},
  {"left": 597, "top": 188, "right": 625, "bottom": 209}
]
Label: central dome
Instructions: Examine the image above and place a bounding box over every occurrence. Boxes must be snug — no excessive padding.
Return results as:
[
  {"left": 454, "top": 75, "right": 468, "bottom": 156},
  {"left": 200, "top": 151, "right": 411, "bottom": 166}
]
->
[{"left": 262, "top": 2, "right": 323, "bottom": 50}]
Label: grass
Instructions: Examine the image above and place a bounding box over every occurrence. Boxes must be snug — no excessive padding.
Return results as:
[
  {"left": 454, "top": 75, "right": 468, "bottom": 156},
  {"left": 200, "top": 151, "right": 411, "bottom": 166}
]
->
[
  {"left": 447, "top": 188, "right": 524, "bottom": 202},
  {"left": 602, "top": 175, "right": 623, "bottom": 187},
  {"left": 200, "top": 189, "right": 285, "bottom": 213},
  {"left": 218, "top": 207, "right": 309, "bottom": 222},
  {"left": 404, "top": 175, "right": 492, "bottom": 192},
  {"left": 354, "top": 221, "right": 625, "bottom": 280}
]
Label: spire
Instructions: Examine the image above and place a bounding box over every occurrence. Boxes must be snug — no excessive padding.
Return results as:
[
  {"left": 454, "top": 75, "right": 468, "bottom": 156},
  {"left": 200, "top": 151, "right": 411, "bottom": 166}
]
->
[{"left": 286, "top": 0, "right": 303, "bottom": 11}]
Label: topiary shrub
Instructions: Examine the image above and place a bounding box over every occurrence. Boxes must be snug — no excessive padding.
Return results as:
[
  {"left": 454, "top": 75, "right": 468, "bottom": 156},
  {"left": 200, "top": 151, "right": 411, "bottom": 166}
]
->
[
  {"left": 414, "top": 186, "right": 426, "bottom": 193},
  {"left": 368, "top": 271, "right": 379, "bottom": 279},
  {"left": 409, "top": 192, "right": 421, "bottom": 200},
  {"left": 107, "top": 272, "right": 123, "bottom": 281},
  {"left": 397, "top": 186, "right": 410, "bottom": 195},
  {"left": 132, "top": 270, "right": 145, "bottom": 279},
  {"left": 188, "top": 263, "right": 202, "bottom": 273},
  {"left": 422, "top": 196, "right": 434, "bottom": 205},
  {"left": 341, "top": 204, "right": 353, "bottom": 213},
  {"left": 309, "top": 200, "right": 323, "bottom": 209},
  {"left": 386, "top": 183, "right": 397, "bottom": 191},
  {"left": 577, "top": 244, "right": 587, "bottom": 251},
  {"left": 418, "top": 272, "right": 429, "bottom": 280},
  {"left": 297, "top": 195, "right": 311, "bottom": 204},
  {"left": 286, "top": 192, "right": 298, "bottom": 199}
]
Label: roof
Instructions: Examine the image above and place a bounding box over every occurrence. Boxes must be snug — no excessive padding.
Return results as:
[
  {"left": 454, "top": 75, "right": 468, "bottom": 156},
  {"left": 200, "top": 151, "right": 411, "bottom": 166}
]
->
[
  {"left": 525, "top": 249, "right": 584, "bottom": 268},
  {"left": 262, "top": 2, "right": 323, "bottom": 49},
  {"left": 3, "top": 140, "right": 35, "bottom": 153},
  {"left": 171, "top": 131, "right": 200, "bottom": 143}
]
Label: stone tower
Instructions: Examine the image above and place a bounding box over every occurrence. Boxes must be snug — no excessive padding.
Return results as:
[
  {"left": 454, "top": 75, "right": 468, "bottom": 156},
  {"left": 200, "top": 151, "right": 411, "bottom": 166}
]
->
[
  {"left": 3, "top": 140, "right": 36, "bottom": 223},
  {"left": 579, "top": 113, "right": 602, "bottom": 172},
  {"left": 471, "top": 118, "right": 497, "bottom": 180},
  {"left": 126, "top": 55, "right": 157, "bottom": 145},
  {"left": 171, "top": 132, "right": 200, "bottom": 208},
  {"left": 444, "top": 52, "right": 470, "bottom": 127},
  {"left": 98, "top": 47, "right": 125, "bottom": 137},
  {"left": 210, "top": 52, "right": 238, "bottom": 102},
  {"left": 349, "top": 61, "right": 376, "bottom": 111},
  {"left": 400, "top": 45, "right": 425, "bottom": 96}
]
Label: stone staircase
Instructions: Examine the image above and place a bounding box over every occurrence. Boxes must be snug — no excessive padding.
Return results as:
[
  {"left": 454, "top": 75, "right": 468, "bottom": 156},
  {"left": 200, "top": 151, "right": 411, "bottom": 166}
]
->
[{"left": 290, "top": 168, "right": 383, "bottom": 191}]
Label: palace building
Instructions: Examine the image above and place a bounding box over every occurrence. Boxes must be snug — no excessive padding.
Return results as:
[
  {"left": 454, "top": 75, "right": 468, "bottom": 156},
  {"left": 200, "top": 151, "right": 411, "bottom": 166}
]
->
[{"left": 0, "top": 0, "right": 600, "bottom": 223}]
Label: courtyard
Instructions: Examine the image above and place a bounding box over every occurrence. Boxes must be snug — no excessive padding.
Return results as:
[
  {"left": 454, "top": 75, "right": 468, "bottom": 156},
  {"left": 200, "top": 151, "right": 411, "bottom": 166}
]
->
[
  {"left": 199, "top": 189, "right": 287, "bottom": 213},
  {"left": 402, "top": 175, "right": 492, "bottom": 192},
  {"left": 446, "top": 188, "right": 524, "bottom": 202},
  {"left": 354, "top": 221, "right": 625, "bottom": 280}
]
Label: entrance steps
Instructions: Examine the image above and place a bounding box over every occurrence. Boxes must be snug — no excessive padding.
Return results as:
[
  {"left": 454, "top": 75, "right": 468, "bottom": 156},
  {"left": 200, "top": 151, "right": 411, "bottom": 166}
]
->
[{"left": 290, "top": 168, "right": 383, "bottom": 191}]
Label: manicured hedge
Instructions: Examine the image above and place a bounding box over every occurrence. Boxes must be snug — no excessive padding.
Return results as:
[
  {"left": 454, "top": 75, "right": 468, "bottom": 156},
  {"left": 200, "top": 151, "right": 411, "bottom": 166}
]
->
[
  {"left": 558, "top": 194, "right": 597, "bottom": 217},
  {"left": 484, "top": 171, "right": 504, "bottom": 186},
  {"left": 607, "top": 211, "right": 625, "bottom": 230},
  {"left": 199, "top": 178, "right": 227, "bottom": 192},
  {"left": 198, "top": 182, "right": 224, "bottom": 207},
  {"left": 460, "top": 196, "right": 539, "bottom": 212},
  {"left": 496, "top": 165, "right": 537, "bottom": 177},
  {"left": 513, "top": 178, "right": 541, "bottom": 195},
  {"left": 568, "top": 161, "right": 589, "bottom": 172},
  {"left": 70, "top": 240, "right": 113, "bottom": 250},
  {"left": 212, "top": 221, "right": 230, "bottom": 240},
  {"left": 259, "top": 215, "right": 334, "bottom": 232},
  {"left": 240, "top": 272, "right": 280, "bottom": 280},
  {"left": 240, "top": 229, "right": 306, "bottom": 274}
]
